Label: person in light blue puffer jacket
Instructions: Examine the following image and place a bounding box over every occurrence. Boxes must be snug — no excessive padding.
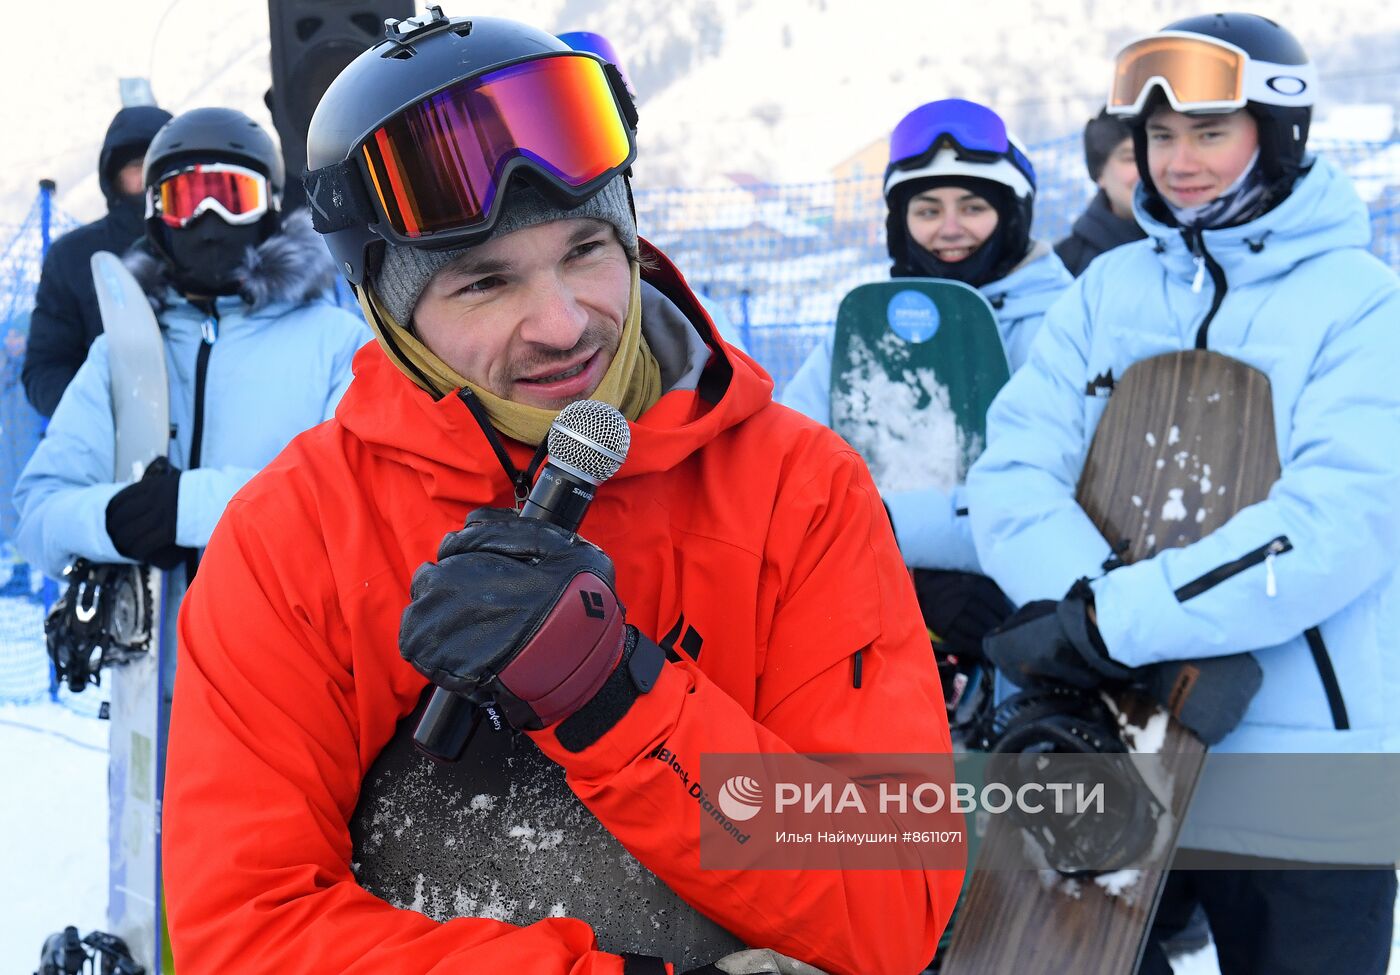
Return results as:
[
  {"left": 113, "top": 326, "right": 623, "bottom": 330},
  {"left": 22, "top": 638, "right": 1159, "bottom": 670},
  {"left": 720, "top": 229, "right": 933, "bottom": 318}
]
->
[
  {"left": 971, "top": 14, "right": 1399, "bottom": 974},
  {"left": 14, "top": 110, "right": 368, "bottom": 694},
  {"left": 782, "top": 99, "right": 1071, "bottom": 663}
]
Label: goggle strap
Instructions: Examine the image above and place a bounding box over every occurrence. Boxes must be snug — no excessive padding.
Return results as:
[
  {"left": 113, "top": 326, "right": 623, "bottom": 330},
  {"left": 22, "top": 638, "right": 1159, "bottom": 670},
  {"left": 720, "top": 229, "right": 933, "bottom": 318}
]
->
[
  {"left": 304, "top": 158, "right": 376, "bottom": 235},
  {"left": 604, "top": 62, "right": 639, "bottom": 130}
]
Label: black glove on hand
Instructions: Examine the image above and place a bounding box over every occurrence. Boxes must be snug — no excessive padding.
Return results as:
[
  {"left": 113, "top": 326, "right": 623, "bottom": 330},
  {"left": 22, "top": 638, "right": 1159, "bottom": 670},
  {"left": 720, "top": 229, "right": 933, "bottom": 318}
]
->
[
  {"left": 1139, "top": 653, "right": 1263, "bottom": 745},
  {"left": 104, "top": 457, "right": 190, "bottom": 570},
  {"left": 399, "top": 507, "right": 643, "bottom": 732},
  {"left": 983, "top": 578, "right": 1132, "bottom": 690},
  {"left": 913, "top": 569, "right": 1015, "bottom": 659}
]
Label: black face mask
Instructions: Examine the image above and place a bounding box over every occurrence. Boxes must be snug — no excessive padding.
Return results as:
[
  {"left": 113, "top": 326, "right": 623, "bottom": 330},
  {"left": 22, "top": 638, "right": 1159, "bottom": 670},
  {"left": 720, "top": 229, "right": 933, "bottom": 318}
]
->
[
  {"left": 160, "top": 212, "right": 264, "bottom": 298},
  {"left": 107, "top": 193, "right": 146, "bottom": 239},
  {"left": 894, "top": 218, "right": 1012, "bottom": 286}
]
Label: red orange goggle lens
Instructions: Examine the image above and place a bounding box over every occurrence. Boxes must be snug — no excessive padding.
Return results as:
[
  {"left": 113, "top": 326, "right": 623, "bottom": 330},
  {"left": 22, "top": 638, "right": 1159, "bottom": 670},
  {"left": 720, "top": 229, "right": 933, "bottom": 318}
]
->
[
  {"left": 1110, "top": 35, "right": 1246, "bottom": 115},
  {"left": 155, "top": 163, "right": 270, "bottom": 228},
  {"left": 360, "top": 54, "right": 633, "bottom": 239}
]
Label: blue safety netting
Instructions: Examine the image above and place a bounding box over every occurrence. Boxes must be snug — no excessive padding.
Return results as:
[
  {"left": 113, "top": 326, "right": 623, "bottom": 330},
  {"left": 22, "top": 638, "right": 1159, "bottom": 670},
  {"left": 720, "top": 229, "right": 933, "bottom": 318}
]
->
[
  {"left": 1, "top": 186, "right": 80, "bottom": 704},
  {"left": 1, "top": 137, "right": 1399, "bottom": 704},
  {"left": 635, "top": 135, "right": 1400, "bottom": 394}
]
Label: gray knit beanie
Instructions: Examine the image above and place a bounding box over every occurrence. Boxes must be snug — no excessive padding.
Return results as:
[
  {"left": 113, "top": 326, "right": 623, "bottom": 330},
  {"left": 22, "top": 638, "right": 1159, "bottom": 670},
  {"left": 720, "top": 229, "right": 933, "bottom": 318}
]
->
[{"left": 372, "top": 174, "right": 639, "bottom": 325}]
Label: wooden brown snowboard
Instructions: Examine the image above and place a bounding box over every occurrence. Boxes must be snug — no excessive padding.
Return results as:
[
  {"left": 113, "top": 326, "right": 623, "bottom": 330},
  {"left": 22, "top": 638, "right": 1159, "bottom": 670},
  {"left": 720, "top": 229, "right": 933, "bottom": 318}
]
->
[{"left": 943, "top": 350, "right": 1280, "bottom": 975}]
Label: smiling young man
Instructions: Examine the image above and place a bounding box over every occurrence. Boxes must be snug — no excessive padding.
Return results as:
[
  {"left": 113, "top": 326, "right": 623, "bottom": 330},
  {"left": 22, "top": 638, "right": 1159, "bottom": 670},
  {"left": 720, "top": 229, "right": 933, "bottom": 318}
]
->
[
  {"left": 969, "top": 13, "right": 1400, "bottom": 974},
  {"left": 159, "top": 11, "right": 960, "bottom": 975}
]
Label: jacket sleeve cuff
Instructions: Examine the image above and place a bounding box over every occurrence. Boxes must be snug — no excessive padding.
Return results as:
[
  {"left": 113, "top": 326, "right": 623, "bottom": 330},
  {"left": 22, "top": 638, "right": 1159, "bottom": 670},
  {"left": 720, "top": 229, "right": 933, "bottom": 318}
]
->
[
  {"left": 884, "top": 485, "right": 981, "bottom": 572},
  {"left": 530, "top": 647, "right": 690, "bottom": 782},
  {"left": 176, "top": 466, "right": 259, "bottom": 549}
]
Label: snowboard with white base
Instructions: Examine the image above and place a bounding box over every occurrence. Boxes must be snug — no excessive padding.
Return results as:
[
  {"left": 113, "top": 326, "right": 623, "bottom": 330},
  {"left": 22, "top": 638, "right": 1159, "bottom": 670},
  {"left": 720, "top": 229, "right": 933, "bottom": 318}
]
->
[{"left": 92, "top": 250, "right": 172, "bottom": 974}]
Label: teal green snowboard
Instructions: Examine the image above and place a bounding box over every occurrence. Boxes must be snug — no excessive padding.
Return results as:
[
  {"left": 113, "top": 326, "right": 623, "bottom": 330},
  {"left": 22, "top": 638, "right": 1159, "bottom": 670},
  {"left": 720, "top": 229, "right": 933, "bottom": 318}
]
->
[{"left": 830, "top": 279, "right": 1009, "bottom": 495}]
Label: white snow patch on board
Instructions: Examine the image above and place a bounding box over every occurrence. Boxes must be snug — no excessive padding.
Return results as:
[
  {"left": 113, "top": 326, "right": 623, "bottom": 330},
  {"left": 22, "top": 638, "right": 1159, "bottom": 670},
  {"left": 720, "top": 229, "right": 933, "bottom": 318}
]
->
[
  {"left": 1161, "top": 488, "right": 1188, "bottom": 521},
  {"left": 1167, "top": 425, "right": 1180, "bottom": 446},
  {"left": 833, "top": 332, "right": 973, "bottom": 495},
  {"left": 1094, "top": 869, "right": 1141, "bottom": 897}
]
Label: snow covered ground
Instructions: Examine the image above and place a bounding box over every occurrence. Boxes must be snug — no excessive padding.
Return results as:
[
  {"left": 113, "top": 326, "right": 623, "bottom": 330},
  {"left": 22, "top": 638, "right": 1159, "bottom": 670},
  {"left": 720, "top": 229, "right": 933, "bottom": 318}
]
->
[
  {"left": 0, "top": 694, "right": 1395, "bottom": 973},
  {"left": 1, "top": 697, "right": 109, "bottom": 972}
]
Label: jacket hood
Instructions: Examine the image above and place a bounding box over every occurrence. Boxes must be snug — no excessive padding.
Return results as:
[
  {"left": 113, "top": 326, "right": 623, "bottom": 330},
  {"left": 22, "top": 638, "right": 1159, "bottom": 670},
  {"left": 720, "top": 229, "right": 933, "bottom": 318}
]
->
[
  {"left": 1070, "top": 191, "right": 1146, "bottom": 254},
  {"left": 1133, "top": 156, "right": 1373, "bottom": 290},
  {"left": 335, "top": 243, "right": 776, "bottom": 503},
  {"left": 99, "top": 105, "right": 172, "bottom": 206},
  {"left": 980, "top": 240, "right": 1073, "bottom": 322},
  {"left": 124, "top": 209, "right": 338, "bottom": 314}
]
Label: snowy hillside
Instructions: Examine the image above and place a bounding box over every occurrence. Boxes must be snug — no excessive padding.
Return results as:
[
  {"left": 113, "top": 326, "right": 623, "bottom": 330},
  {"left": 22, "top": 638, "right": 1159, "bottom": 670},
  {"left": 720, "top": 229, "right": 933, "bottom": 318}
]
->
[{"left": 2, "top": 0, "right": 1397, "bottom": 221}]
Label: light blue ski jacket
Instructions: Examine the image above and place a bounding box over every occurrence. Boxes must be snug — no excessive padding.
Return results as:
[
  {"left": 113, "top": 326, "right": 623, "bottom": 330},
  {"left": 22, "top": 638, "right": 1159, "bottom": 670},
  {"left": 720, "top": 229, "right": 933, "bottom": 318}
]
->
[
  {"left": 968, "top": 158, "right": 1400, "bottom": 831},
  {"left": 14, "top": 211, "right": 368, "bottom": 595},
  {"left": 781, "top": 243, "right": 1072, "bottom": 570}
]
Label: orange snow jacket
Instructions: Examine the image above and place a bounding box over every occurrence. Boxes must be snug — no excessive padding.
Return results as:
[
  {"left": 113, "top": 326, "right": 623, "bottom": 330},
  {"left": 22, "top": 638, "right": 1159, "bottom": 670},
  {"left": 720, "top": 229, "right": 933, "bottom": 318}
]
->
[{"left": 163, "top": 247, "right": 962, "bottom": 974}]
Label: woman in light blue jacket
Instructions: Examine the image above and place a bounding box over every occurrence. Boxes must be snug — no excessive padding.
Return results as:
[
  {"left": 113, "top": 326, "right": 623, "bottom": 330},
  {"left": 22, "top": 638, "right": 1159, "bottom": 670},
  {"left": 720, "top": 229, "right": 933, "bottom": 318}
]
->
[
  {"left": 14, "top": 111, "right": 367, "bottom": 688},
  {"left": 971, "top": 15, "right": 1398, "bottom": 974},
  {"left": 783, "top": 99, "right": 1070, "bottom": 658}
]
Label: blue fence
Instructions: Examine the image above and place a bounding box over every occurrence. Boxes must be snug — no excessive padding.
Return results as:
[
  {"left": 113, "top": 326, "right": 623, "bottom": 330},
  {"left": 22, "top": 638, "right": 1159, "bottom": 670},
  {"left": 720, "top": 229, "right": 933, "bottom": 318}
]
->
[
  {"left": 635, "top": 135, "right": 1400, "bottom": 393},
  {"left": 2, "top": 136, "right": 1399, "bottom": 704}
]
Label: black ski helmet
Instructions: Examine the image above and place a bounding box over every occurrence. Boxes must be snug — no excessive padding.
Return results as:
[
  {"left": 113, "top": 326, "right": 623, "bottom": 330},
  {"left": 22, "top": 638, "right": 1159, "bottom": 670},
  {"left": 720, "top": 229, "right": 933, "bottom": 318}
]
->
[
  {"left": 1112, "top": 13, "right": 1315, "bottom": 194},
  {"left": 142, "top": 107, "right": 285, "bottom": 259},
  {"left": 303, "top": 8, "right": 639, "bottom": 286}
]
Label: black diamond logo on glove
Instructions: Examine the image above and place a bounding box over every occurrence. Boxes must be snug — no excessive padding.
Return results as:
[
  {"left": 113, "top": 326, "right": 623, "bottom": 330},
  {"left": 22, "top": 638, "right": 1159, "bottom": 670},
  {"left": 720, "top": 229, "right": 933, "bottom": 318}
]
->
[{"left": 580, "top": 590, "right": 606, "bottom": 620}]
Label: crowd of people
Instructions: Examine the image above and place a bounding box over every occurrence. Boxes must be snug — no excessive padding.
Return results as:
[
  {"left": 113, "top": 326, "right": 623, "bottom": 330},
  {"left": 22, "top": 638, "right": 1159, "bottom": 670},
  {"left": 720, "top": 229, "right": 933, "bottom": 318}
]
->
[{"left": 10, "top": 7, "right": 1398, "bottom": 975}]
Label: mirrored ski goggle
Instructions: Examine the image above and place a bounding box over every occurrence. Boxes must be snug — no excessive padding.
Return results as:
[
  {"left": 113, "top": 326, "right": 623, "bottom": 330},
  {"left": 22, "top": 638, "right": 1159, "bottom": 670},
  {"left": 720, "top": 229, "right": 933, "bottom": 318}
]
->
[
  {"left": 889, "top": 99, "right": 1016, "bottom": 168},
  {"left": 885, "top": 99, "right": 1036, "bottom": 199},
  {"left": 357, "top": 53, "right": 635, "bottom": 240},
  {"left": 151, "top": 163, "right": 271, "bottom": 228},
  {"left": 1108, "top": 33, "right": 1250, "bottom": 117}
]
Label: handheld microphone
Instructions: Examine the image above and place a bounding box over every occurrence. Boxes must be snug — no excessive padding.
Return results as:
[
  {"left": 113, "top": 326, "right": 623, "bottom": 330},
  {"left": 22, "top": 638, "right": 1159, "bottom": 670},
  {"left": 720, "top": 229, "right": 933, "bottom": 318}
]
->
[{"left": 412, "top": 400, "right": 631, "bottom": 763}]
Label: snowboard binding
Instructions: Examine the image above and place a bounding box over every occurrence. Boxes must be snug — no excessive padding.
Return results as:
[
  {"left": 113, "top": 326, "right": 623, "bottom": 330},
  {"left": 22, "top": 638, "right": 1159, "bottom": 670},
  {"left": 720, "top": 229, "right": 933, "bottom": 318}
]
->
[
  {"left": 36, "top": 925, "right": 144, "bottom": 975},
  {"left": 984, "top": 684, "right": 1165, "bottom": 876},
  {"left": 45, "top": 559, "right": 155, "bottom": 692}
]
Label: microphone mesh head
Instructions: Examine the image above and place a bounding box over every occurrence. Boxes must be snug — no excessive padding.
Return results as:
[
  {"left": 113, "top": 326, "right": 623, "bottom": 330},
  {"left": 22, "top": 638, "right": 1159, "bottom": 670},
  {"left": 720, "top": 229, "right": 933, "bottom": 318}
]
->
[{"left": 547, "top": 400, "right": 631, "bottom": 484}]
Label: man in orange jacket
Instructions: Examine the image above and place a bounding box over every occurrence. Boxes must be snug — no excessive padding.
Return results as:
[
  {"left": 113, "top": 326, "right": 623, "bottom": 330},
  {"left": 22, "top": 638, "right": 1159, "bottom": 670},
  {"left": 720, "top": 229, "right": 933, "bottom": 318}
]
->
[{"left": 162, "top": 10, "right": 961, "bottom": 974}]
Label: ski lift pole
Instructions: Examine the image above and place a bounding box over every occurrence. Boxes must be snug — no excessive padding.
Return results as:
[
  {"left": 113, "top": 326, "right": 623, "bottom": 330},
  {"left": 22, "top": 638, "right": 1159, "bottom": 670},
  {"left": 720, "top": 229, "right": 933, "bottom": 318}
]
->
[{"left": 38, "top": 179, "right": 56, "bottom": 259}]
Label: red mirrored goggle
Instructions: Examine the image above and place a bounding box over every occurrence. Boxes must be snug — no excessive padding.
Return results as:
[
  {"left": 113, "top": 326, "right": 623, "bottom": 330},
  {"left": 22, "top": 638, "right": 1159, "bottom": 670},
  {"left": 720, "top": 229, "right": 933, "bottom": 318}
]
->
[
  {"left": 357, "top": 53, "right": 635, "bottom": 240},
  {"left": 151, "top": 163, "right": 271, "bottom": 228}
]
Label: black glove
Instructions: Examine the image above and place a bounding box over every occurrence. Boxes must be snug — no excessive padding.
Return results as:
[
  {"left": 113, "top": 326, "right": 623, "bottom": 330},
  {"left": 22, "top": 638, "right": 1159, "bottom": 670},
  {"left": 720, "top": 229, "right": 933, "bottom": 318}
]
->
[
  {"left": 912, "top": 569, "right": 1015, "bottom": 659},
  {"left": 399, "top": 507, "right": 661, "bottom": 732},
  {"left": 982, "top": 578, "right": 1133, "bottom": 690},
  {"left": 104, "top": 457, "right": 191, "bottom": 570},
  {"left": 1139, "top": 653, "right": 1263, "bottom": 745}
]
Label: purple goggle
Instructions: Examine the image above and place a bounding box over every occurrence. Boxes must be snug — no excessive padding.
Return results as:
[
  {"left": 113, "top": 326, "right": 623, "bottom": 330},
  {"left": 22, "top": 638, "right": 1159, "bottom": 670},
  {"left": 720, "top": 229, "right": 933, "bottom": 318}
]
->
[{"left": 886, "top": 98, "right": 1036, "bottom": 196}]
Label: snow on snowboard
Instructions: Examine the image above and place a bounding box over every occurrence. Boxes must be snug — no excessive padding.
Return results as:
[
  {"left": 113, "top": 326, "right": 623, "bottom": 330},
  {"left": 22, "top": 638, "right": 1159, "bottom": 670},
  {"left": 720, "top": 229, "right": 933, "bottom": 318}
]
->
[
  {"left": 829, "top": 279, "right": 1008, "bottom": 496},
  {"left": 943, "top": 350, "right": 1280, "bottom": 974},
  {"left": 91, "top": 250, "right": 175, "bottom": 974}
]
